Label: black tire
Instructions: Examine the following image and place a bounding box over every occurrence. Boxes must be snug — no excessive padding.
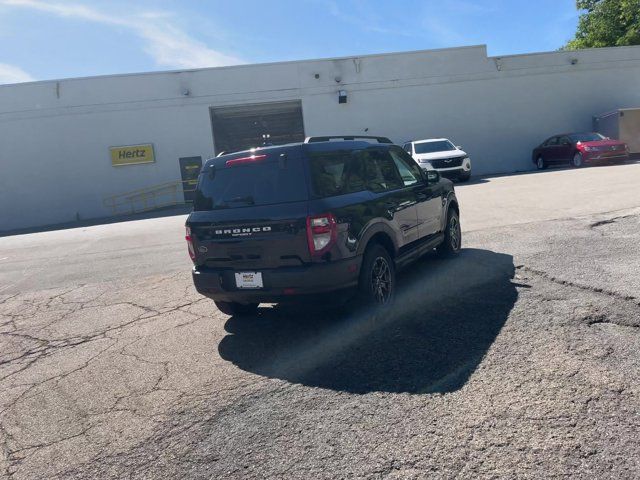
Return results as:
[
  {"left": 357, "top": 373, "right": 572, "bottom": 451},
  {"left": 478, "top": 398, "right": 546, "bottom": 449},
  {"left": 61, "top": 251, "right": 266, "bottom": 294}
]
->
[
  {"left": 357, "top": 244, "right": 396, "bottom": 307},
  {"left": 458, "top": 172, "right": 471, "bottom": 182},
  {"left": 536, "top": 156, "right": 547, "bottom": 170},
  {"left": 437, "top": 207, "right": 462, "bottom": 257},
  {"left": 214, "top": 300, "right": 259, "bottom": 316},
  {"left": 572, "top": 152, "right": 583, "bottom": 168}
]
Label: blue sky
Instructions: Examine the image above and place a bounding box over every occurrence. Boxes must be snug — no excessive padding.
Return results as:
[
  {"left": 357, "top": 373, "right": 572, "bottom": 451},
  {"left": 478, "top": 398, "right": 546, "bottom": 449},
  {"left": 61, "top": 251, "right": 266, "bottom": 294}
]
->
[{"left": 0, "top": 0, "right": 580, "bottom": 84}]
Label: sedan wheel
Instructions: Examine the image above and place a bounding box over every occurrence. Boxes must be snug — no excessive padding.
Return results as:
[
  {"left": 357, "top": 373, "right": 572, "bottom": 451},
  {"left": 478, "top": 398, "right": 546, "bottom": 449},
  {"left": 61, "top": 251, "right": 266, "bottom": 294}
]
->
[
  {"left": 536, "top": 156, "right": 546, "bottom": 170},
  {"left": 572, "top": 152, "right": 583, "bottom": 168}
]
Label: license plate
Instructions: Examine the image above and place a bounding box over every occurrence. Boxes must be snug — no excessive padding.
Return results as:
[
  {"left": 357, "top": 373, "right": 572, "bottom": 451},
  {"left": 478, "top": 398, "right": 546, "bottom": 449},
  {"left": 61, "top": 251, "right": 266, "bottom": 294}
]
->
[{"left": 235, "top": 272, "right": 263, "bottom": 289}]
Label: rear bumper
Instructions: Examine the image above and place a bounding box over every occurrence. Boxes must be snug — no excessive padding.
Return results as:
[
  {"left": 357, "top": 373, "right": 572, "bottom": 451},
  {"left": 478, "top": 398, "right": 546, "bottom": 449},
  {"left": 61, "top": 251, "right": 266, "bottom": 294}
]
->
[{"left": 192, "top": 257, "right": 361, "bottom": 303}]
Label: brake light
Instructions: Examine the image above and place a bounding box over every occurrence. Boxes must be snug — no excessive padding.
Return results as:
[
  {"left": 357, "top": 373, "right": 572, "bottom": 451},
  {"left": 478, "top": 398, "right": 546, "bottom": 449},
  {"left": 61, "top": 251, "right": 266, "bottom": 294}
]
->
[
  {"left": 225, "top": 154, "right": 267, "bottom": 167},
  {"left": 306, "top": 214, "right": 337, "bottom": 256},
  {"left": 185, "top": 226, "right": 196, "bottom": 261}
]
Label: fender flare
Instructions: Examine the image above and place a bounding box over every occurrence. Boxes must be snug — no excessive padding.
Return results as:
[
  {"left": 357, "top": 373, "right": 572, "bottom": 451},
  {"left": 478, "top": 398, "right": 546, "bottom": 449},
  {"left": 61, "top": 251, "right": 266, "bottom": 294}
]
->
[
  {"left": 356, "top": 221, "right": 399, "bottom": 257},
  {"left": 441, "top": 192, "right": 459, "bottom": 231}
]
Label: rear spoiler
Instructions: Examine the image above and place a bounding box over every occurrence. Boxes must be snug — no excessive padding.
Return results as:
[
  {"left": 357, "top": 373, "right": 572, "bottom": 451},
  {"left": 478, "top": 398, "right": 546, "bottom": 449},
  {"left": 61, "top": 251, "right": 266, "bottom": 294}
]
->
[{"left": 304, "top": 135, "right": 393, "bottom": 144}]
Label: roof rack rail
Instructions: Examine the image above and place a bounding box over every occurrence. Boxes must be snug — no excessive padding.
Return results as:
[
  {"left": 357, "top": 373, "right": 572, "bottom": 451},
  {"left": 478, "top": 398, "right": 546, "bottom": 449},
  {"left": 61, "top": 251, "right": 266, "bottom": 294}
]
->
[{"left": 304, "top": 135, "right": 393, "bottom": 144}]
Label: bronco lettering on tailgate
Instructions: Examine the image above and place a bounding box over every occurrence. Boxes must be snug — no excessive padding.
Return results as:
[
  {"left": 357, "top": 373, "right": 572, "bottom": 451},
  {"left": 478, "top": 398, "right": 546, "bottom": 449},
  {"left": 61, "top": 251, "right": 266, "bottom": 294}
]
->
[{"left": 214, "top": 226, "right": 273, "bottom": 237}]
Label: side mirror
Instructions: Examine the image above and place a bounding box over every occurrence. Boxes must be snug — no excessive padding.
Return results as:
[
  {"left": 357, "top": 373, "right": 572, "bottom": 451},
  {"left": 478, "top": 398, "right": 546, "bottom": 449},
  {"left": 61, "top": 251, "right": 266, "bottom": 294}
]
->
[
  {"left": 426, "top": 170, "right": 440, "bottom": 184},
  {"left": 456, "top": 145, "right": 462, "bottom": 150}
]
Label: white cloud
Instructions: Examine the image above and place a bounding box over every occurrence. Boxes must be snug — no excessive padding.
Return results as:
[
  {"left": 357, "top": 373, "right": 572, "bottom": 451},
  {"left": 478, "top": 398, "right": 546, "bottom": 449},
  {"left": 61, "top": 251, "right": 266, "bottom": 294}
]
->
[
  {"left": 0, "top": 62, "right": 34, "bottom": 84},
  {"left": 0, "top": 0, "right": 243, "bottom": 69}
]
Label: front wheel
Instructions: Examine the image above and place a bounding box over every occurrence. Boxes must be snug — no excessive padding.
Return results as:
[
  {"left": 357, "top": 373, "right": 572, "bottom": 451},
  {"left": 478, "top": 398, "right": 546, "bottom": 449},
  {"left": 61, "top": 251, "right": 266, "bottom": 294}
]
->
[
  {"left": 572, "top": 152, "right": 583, "bottom": 168},
  {"left": 437, "top": 208, "right": 462, "bottom": 257},
  {"left": 357, "top": 244, "right": 396, "bottom": 307},
  {"left": 214, "top": 301, "right": 259, "bottom": 316},
  {"left": 536, "top": 156, "right": 547, "bottom": 170}
]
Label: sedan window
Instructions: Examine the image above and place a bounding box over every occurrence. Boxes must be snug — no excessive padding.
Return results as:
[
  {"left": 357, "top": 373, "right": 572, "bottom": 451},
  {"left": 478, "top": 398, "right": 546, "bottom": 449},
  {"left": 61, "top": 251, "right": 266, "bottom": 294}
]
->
[{"left": 569, "top": 132, "right": 605, "bottom": 142}]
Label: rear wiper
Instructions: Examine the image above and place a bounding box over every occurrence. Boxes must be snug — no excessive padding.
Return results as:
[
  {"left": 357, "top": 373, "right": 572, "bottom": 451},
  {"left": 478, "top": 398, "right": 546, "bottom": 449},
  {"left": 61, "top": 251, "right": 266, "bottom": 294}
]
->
[{"left": 226, "top": 195, "right": 255, "bottom": 205}]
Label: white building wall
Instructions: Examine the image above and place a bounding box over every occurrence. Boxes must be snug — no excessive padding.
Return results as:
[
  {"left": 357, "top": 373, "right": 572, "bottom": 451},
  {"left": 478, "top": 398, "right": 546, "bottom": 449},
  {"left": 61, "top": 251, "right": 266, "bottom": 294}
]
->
[{"left": 1, "top": 45, "right": 640, "bottom": 232}]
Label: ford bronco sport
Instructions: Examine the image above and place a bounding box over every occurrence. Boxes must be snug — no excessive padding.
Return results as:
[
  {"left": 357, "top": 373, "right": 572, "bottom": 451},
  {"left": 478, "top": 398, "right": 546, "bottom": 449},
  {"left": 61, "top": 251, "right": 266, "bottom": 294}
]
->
[{"left": 186, "top": 136, "right": 461, "bottom": 315}]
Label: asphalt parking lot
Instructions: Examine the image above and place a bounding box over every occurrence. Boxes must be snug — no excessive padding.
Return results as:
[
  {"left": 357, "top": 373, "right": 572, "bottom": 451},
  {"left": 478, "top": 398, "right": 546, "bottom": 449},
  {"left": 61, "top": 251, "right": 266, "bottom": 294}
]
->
[{"left": 1, "top": 163, "right": 640, "bottom": 479}]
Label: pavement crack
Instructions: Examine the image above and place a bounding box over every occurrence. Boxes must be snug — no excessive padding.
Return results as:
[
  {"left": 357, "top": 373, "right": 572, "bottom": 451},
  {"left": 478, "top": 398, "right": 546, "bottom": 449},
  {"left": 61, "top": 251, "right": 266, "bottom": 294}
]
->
[
  {"left": 589, "top": 214, "right": 634, "bottom": 229},
  {"left": 516, "top": 265, "right": 638, "bottom": 303}
]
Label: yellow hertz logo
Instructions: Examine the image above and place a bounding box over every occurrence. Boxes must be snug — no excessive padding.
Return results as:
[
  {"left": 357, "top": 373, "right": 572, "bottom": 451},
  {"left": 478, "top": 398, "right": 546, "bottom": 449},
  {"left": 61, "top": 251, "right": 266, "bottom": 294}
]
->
[{"left": 110, "top": 144, "right": 155, "bottom": 166}]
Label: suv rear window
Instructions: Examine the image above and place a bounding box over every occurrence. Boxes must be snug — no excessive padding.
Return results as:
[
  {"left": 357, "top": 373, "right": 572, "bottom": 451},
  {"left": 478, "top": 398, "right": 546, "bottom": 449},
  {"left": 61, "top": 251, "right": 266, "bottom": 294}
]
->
[{"left": 193, "top": 156, "right": 307, "bottom": 211}]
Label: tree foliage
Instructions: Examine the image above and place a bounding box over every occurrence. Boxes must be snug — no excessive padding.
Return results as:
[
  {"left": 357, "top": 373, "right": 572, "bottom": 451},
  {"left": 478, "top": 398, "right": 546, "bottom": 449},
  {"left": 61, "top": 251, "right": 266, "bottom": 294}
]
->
[{"left": 566, "top": 0, "right": 640, "bottom": 49}]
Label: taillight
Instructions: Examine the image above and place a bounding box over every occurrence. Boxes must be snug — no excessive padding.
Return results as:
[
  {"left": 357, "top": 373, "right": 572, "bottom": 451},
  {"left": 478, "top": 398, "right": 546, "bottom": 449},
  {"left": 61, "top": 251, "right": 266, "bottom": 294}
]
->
[
  {"left": 225, "top": 154, "right": 267, "bottom": 167},
  {"left": 306, "top": 214, "right": 337, "bottom": 256},
  {"left": 185, "top": 226, "right": 196, "bottom": 261}
]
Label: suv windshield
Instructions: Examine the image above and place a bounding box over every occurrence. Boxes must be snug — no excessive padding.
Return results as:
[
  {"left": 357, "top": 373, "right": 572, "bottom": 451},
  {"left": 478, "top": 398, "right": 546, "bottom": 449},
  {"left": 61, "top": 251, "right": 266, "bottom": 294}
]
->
[
  {"left": 570, "top": 132, "right": 605, "bottom": 142},
  {"left": 414, "top": 140, "right": 456, "bottom": 154},
  {"left": 193, "top": 156, "right": 307, "bottom": 210}
]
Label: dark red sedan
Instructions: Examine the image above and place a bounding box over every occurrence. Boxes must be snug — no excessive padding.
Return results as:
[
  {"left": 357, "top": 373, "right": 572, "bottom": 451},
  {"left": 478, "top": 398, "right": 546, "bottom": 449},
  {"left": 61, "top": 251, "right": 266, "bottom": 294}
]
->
[{"left": 532, "top": 132, "right": 629, "bottom": 170}]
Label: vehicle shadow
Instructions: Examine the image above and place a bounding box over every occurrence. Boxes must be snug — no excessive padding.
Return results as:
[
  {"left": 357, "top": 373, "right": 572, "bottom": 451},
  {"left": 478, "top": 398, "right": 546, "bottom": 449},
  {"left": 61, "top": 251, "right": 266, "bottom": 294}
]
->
[{"left": 218, "top": 248, "right": 518, "bottom": 394}]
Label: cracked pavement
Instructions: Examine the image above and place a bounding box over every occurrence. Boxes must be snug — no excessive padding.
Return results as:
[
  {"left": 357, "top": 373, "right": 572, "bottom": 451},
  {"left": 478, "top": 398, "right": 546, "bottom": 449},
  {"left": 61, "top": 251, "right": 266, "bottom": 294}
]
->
[{"left": 1, "top": 164, "right": 640, "bottom": 479}]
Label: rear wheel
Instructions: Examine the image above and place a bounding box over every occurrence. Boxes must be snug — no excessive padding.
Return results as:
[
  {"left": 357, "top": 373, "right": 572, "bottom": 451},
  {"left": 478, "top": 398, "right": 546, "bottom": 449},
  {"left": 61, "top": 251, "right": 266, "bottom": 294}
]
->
[
  {"left": 572, "top": 152, "right": 583, "bottom": 168},
  {"left": 437, "top": 207, "right": 462, "bottom": 257},
  {"left": 214, "top": 301, "right": 259, "bottom": 316},
  {"left": 536, "top": 156, "right": 547, "bottom": 170},
  {"left": 357, "top": 244, "right": 395, "bottom": 307}
]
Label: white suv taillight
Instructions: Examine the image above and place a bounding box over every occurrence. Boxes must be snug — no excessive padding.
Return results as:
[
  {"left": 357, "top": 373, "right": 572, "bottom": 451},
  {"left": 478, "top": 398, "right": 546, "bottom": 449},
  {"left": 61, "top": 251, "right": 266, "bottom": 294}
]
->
[
  {"left": 185, "top": 226, "right": 196, "bottom": 261},
  {"left": 306, "top": 214, "right": 337, "bottom": 255}
]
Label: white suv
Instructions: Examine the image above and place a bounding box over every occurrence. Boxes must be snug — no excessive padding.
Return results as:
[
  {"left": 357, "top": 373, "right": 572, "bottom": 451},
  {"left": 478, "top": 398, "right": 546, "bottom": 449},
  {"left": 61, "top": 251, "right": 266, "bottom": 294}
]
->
[{"left": 403, "top": 138, "right": 472, "bottom": 182}]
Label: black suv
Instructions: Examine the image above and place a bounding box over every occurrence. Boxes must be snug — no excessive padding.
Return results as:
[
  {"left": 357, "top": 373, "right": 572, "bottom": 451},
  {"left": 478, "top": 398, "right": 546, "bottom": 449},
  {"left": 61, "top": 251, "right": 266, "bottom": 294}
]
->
[{"left": 185, "top": 136, "right": 461, "bottom": 315}]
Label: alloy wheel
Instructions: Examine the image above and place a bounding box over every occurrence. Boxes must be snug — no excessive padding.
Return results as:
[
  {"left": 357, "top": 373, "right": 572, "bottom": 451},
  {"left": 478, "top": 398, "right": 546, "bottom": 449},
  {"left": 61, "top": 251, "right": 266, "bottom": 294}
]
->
[
  {"left": 370, "top": 257, "right": 392, "bottom": 304},
  {"left": 573, "top": 153, "right": 583, "bottom": 167},
  {"left": 449, "top": 214, "right": 461, "bottom": 251}
]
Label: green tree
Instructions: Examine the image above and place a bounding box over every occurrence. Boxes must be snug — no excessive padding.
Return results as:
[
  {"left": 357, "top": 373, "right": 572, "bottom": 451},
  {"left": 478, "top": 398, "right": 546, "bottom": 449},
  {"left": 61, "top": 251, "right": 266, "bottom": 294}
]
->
[{"left": 566, "top": 0, "right": 640, "bottom": 49}]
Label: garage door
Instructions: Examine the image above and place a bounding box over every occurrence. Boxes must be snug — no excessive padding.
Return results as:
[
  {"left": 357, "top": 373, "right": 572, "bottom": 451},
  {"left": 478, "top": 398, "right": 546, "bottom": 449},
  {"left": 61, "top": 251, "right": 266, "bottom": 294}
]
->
[{"left": 210, "top": 101, "right": 305, "bottom": 155}]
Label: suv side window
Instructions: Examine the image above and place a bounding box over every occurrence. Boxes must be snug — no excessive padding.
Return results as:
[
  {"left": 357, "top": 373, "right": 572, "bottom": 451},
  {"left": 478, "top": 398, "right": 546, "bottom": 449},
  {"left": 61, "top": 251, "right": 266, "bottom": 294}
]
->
[
  {"left": 360, "top": 148, "right": 404, "bottom": 193},
  {"left": 389, "top": 148, "right": 422, "bottom": 187},
  {"left": 308, "top": 151, "right": 367, "bottom": 197},
  {"left": 546, "top": 137, "right": 559, "bottom": 146}
]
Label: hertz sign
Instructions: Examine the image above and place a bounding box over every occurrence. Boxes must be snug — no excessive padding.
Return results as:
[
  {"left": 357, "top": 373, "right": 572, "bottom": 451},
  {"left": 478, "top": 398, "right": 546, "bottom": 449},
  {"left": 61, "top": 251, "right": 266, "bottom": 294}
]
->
[{"left": 110, "top": 144, "right": 155, "bottom": 166}]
